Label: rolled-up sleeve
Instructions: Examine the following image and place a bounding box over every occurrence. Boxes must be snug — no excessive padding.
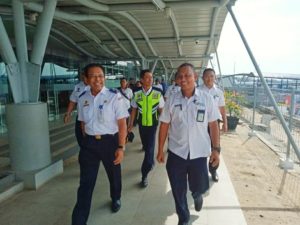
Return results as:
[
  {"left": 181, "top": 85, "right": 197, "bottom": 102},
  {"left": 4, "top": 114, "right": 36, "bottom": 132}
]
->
[
  {"left": 207, "top": 95, "right": 220, "bottom": 122},
  {"left": 159, "top": 98, "right": 171, "bottom": 123},
  {"left": 115, "top": 93, "right": 129, "bottom": 119}
]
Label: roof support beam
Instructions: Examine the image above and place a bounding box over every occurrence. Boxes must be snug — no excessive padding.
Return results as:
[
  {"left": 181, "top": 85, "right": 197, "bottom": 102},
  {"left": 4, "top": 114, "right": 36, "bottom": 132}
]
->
[
  {"left": 203, "top": 0, "right": 230, "bottom": 67},
  {"left": 12, "top": 0, "right": 29, "bottom": 100},
  {"left": 108, "top": 1, "right": 220, "bottom": 12},
  {"left": 165, "top": 7, "right": 182, "bottom": 56},
  {"left": 101, "top": 35, "right": 217, "bottom": 45},
  {"left": 94, "top": 21, "right": 133, "bottom": 57},
  {"left": 74, "top": 0, "right": 109, "bottom": 12},
  {"left": 0, "top": 16, "right": 17, "bottom": 64},
  {"left": 31, "top": 0, "right": 57, "bottom": 65},
  {"left": 61, "top": 20, "right": 118, "bottom": 58},
  {"left": 24, "top": 2, "right": 146, "bottom": 60},
  {"left": 118, "top": 12, "right": 158, "bottom": 57}
]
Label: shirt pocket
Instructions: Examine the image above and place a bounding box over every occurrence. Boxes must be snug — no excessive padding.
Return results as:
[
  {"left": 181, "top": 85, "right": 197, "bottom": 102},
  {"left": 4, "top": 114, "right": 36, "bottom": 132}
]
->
[
  {"left": 172, "top": 107, "right": 184, "bottom": 123},
  {"left": 82, "top": 105, "right": 92, "bottom": 122},
  {"left": 102, "top": 104, "right": 114, "bottom": 122}
]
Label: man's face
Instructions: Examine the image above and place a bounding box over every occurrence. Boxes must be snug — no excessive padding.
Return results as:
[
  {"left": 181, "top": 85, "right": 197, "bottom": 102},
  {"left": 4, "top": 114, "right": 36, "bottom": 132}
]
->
[
  {"left": 141, "top": 72, "right": 153, "bottom": 88},
  {"left": 86, "top": 66, "right": 105, "bottom": 93},
  {"left": 202, "top": 70, "right": 215, "bottom": 88},
  {"left": 120, "top": 79, "right": 127, "bottom": 89},
  {"left": 177, "top": 66, "right": 197, "bottom": 91}
]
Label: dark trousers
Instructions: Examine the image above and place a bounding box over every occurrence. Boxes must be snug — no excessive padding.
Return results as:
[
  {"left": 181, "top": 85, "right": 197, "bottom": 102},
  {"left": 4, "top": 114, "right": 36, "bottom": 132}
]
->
[
  {"left": 166, "top": 151, "right": 209, "bottom": 223},
  {"left": 75, "top": 117, "right": 83, "bottom": 147},
  {"left": 138, "top": 124, "right": 157, "bottom": 179},
  {"left": 72, "top": 134, "right": 121, "bottom": 225},
  {"left": 208, "top": 120, "right": 220, "bottom": 174}
]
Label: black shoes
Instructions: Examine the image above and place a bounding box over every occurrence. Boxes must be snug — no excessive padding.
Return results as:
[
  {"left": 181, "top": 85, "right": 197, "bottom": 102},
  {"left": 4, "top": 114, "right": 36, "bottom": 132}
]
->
[
  {"left": 194, "top": 195, "right": 203, "bottom": 212},
  {"left": 211, "top": 171, "right": 219, "bottom": 182},
  {"left": 111, "top": 200, "right": 121, "bottom": 213},
  {"left": 140, "top": 177, "right": 148, "bottom": 188}
]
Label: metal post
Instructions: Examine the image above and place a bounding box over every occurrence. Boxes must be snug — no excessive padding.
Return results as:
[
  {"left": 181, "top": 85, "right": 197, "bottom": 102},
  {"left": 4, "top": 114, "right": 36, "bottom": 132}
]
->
[
  {"left": 249, "top": 81, "right": 257, "bottom": 136},
  {"left": 287, "top": 89, "right": 295, "bottom": 159},
  {"left": 31, "top": 0, "right": 57, "bottom": 65},
  {"left": 12, "top": 0, "right": 29, "bottom": 101},
  {"left": 151, "top": 59, "right": 158, "bottom": 73},
  {"left": 0, "top": 17, "right": 17, "bottom": 63},
  {"left": 227, "top": 5, "right": 300, "bottom": 161}
]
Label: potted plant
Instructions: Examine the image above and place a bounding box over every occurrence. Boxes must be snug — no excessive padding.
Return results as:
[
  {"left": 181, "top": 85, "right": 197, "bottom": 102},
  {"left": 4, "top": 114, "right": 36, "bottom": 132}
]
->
[{"left": 224, "top": 90, "right": 244, "bottom": 130}]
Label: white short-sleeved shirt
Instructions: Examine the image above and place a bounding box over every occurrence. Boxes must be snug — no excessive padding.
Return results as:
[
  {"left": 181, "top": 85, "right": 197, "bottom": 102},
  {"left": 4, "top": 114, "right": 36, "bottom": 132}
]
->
[
  {"left": 153, "top": 84, "right": 163, "bottom": 91},
  {"left": 78, "top": 87, "right": 129, "bottom": 135},
  {"left": 159, "top": 88, "right": 220, "bottom": 160},
  {"left": 131, "top": 87, "right": 165, "bottom": 109},
  {"left": 118, "top": 87, "right": 133, "bottom": 110},
  {"left": 69, "top": 81, "right": 90, "bottom": 103},
  {"left": 164, "top": 84, "right": 181, "bottom": 99},
  {"left": 198, "top": 84, "right": 225, "bottom": 120}
]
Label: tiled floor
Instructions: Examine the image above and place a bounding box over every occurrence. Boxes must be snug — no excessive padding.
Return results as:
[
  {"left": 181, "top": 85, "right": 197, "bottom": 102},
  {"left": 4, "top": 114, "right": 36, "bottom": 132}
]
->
[{"left": 0, "top": 124, "right": 247, "bottom": 225}]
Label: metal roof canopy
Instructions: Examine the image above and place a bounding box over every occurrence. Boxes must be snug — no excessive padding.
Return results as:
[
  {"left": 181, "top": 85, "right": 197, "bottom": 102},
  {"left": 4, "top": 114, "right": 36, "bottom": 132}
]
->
[{"left": 0, "top": 0, "right": 237, "bottom": 74}]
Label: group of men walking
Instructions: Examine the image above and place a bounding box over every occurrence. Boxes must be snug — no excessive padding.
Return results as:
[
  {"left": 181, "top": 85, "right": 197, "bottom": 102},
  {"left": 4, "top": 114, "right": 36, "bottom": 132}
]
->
[{"left": 65, "top": 63, "right": 227, "bottom": 225}]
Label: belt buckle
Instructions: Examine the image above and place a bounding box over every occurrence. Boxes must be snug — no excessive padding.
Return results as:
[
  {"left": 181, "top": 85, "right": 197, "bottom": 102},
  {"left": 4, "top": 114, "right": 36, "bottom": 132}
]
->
[{"left": 95, "top": 135, "right": 101, "bottom": 140}]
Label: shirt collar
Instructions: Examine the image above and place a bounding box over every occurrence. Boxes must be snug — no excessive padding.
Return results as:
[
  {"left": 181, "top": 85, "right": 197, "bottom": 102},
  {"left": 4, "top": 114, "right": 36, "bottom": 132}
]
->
[
  {"left": 88, "top": 86, "right": 108, "bottom": 97},
  {"left": 142, "top": 86, "right": 152, "bottom": 95}
]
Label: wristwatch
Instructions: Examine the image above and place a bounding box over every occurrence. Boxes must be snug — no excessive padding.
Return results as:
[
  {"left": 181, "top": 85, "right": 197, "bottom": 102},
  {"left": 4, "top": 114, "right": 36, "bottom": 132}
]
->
[
  {"left": 118, "top": 145, "right": 125, "bottom": 150},
  {"left": 212, "top": 146, "right": 221, "bottom": 153}
]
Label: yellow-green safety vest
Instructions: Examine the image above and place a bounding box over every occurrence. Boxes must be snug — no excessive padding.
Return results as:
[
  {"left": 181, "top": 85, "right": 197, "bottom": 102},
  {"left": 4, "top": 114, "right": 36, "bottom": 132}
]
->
[{"left": 134, "top": 88, "right": 161, "bottom": 126}]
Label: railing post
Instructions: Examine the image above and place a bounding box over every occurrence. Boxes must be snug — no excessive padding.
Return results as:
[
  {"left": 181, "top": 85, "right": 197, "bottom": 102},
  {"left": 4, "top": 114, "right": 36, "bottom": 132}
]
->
[
  {"left": 249, "top": 81, "right": 257, "bottom": 137},
  {"left": 280, "top": 89, "right": 295, "bottom": 170}
]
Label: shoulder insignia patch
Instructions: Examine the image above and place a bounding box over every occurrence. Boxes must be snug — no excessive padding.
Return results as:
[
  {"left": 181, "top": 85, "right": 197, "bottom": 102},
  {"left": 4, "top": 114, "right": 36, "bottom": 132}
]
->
[
  {"left": 109, "top": 88, "right": 117, "bottom": 94},
  {"left": 79, "top": 91, "right": 86, "bottom": 98}
]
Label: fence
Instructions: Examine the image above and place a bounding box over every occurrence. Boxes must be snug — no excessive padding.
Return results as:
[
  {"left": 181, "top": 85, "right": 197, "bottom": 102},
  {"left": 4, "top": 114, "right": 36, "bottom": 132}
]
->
[{"left": 224, "top": 81, "right": 300, "bottom": 207}]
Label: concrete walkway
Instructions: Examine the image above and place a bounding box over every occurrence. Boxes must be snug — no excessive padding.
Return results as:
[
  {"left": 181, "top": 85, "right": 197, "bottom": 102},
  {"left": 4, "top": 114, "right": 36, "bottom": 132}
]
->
[{"left": 0, "top": 126, "right": 247, "bottom": 225}]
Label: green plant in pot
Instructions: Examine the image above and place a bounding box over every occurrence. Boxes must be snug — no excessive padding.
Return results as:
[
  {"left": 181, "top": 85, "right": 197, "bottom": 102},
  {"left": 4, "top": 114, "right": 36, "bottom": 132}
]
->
[{"left": 225, "top": 91, "right": 244, "bottom": 130}]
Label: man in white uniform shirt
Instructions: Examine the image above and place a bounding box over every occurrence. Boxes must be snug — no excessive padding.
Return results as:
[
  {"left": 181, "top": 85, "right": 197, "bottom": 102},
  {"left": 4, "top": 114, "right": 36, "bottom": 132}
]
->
[
  {"left": 118, "top": 77, "right": 133, "bottom": 112},
  {"left": 157, "top": 63, "right": 220, "bottom": 225},
  {"left": 164, "top": 72, "right": 180, "bottom": 101},
  {"left": 198, "top": 68, "right": 227, "bottom": 182},
  {"left": 72, "top": 64, "right": 128, "bottom": 225},
  {"left": 64, "top": 73, "right": 89, "bottom": 147}
]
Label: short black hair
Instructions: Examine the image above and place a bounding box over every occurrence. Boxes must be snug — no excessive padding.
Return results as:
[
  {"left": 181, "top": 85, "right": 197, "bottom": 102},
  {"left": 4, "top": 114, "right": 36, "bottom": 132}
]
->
[
  {"left": 120, "top": 77, "right": 127, "bottom": 82},
  {"left": 202, "top": 68, "right": 215, "bottom": 76},
  {"left": 177, "top": 63, "right": 195, "bottom": 72},
  {"left": 140, "top": 69, "right": 152, "bottom": 79},
  {"left": 83, "top": 63, "right": 105, "bottom": 77}
]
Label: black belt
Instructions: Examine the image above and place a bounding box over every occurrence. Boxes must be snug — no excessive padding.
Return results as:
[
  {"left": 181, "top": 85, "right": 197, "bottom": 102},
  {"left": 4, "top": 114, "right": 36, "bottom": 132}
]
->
[{"left": 86, "top": 133, "right": 117, "bottom": 140}]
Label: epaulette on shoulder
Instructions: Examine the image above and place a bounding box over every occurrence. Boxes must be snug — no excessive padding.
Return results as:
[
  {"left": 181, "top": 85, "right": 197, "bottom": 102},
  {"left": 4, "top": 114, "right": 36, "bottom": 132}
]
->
[
  {"left": 78, "top": 91, "right": 86, "bottom": 98},
  {"left": 152, "top": 86, "right": 163, "bottom": 94},
  {"left": 109, "top": 88, "right": 117, "bottom": 94}
]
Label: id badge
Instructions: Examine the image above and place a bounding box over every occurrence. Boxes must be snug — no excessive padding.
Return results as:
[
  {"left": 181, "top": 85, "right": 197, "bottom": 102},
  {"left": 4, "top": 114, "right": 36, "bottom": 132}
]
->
[
  {"left": 98, "top": 105, "right": 104, "bottom": 122},
  {"left": 196, "top": 109, "right": 205, "bottom": 122}
]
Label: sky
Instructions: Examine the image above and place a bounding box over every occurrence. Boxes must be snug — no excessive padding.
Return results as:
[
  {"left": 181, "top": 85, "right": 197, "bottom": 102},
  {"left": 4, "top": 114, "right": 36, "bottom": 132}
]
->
[{"left": 212, "top": 0, "right": 300, "bottom": 75}]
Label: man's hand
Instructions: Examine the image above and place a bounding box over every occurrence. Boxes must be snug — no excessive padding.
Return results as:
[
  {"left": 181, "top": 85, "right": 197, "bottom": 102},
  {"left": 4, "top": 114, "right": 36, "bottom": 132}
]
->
[
  {"left": 156, "top": 150, "right": 165, "bottom": 163},
  {"left": 127, "top": 124, "right": 133, "bottom": 133},
  {"left": 209, "top": 150, "right": 220, "bottom": 167},
  {"left": 114, "top": 149, "right": 124, "bottom": 165},
  {"left": 221, "top": 123, "right": 228, "bottom": 133},
  {"left": 64, "top": 113, "right": 71, "bottom": 124}
]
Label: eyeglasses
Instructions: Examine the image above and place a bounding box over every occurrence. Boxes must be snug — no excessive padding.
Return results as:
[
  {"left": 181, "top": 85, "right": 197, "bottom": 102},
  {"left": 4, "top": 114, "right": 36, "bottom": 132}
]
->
[
  {"left": 177, "top": 74, "right": 194, "bottom": 80},
  {"left": 88, "top": 74, "right": 105, "bottom": 79}
]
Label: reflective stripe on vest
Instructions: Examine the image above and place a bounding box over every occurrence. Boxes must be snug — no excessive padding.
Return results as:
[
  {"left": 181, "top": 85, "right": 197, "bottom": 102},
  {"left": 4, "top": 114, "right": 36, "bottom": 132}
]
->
[{"left": 134, "top": 89, "right": 160, "bottom": 126}]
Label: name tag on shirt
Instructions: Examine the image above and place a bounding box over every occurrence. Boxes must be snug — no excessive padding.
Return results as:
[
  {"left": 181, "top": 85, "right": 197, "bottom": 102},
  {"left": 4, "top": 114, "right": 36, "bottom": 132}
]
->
[{"left": 196, "top": 109, "right": 205, "bottom": 122}]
